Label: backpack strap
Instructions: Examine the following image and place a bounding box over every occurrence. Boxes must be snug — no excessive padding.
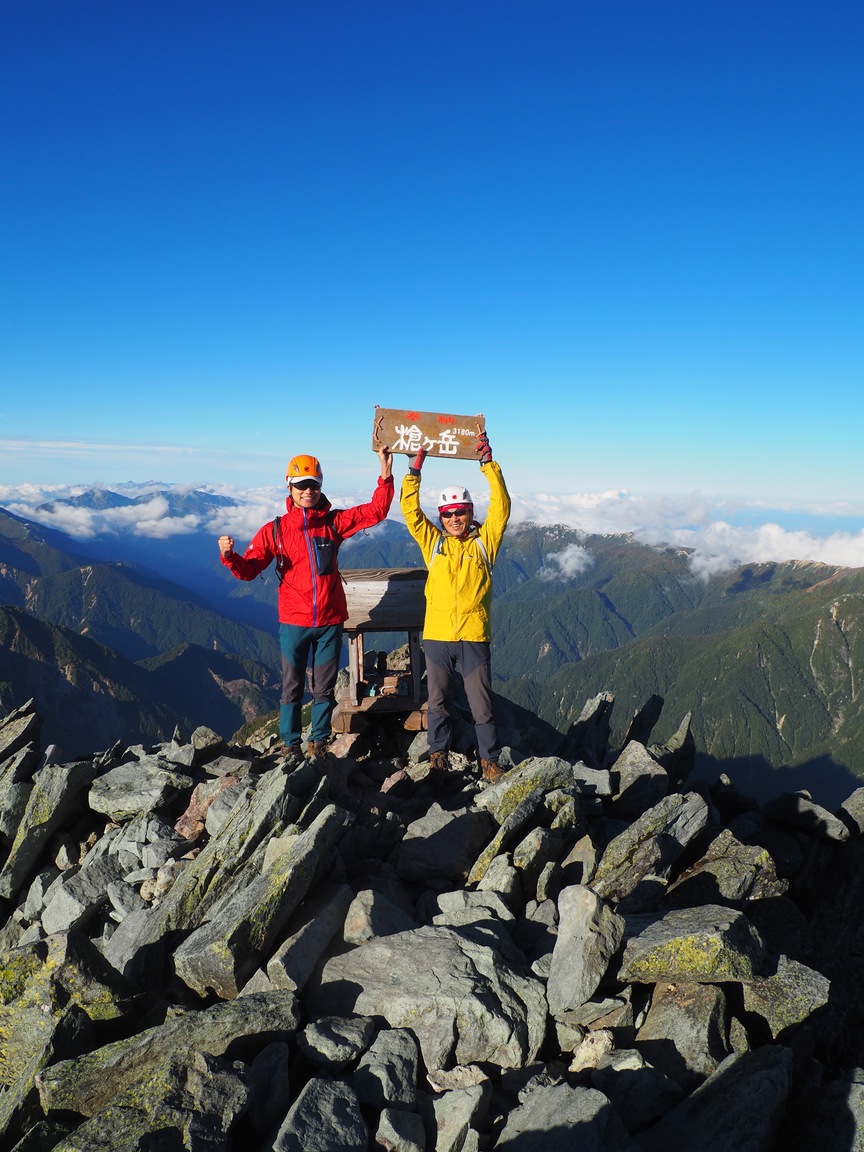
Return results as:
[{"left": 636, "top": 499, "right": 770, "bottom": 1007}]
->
[
  {"left": 272, "top": 517, "right": 287, "bottom": 582},
  {"left": 434, "top": 532, "right": 490, "bottom": 569}
]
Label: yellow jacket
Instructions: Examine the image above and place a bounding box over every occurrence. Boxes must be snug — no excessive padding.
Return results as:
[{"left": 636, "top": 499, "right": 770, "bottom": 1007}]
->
[{"left": 400, "top": 461, "right": 511, "bottom": 642}]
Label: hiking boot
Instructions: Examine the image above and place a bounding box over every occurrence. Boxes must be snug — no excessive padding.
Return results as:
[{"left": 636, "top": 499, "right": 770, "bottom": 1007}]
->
[
  {"left": 481, "top": 758, "right": 505, "bottom": 783},
  {"left": 306, "top": 739, "right": 330, "bottom": 761},
  {"left": 428, "top": 750, "right": 451, "bottom": 774},
  {"left": 282, "top": 744, "right": 304, "bottom": 769}
]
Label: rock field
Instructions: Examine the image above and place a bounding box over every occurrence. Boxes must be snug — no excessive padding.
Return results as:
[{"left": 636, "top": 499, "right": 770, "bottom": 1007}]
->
[{"left": 2, "top": 693, "right": 864, "bottom": 1150}]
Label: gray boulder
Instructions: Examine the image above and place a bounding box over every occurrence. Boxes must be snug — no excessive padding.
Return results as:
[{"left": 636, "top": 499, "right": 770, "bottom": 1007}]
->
[
  {"left": 422, "top": 1083, "right": 488, "bottom": 1152},
  {"left": 88, "top": 759, "right": 194, "bottom": 820},
  {"left": 297, "top": 1015, "right": 375, "bottom": 1070},
  {"left": 376, "top": 1106, "right": 427, "bottom": 1152},
  {"left": 174, "top": 803, "right": 351, "bottom": 998},
  {"left": 344, "top": 887, "right": 418, "bottom": 943},
  {"left": 0, "top": 761, "right": 97, "bottom": 900},
  {"left": 264, "top": 882, "right": 354, "bottom": 992},
  {"left": 634, "top": 1046, "right": 793, "bottom": 1152},
  {"left": 0, "top": 704, "right": 41, "bottom": 762},
  {"left": 308, "top": 923, "right": 546, "bottom": 1071},
  {"left": 634, "top": 980, "right": 732, "bottom": 1090},
  {"left": 741, "top": 954, "right": 831, "bottom": 1039},
  {"left": 0, "top": 745, "right": 38, "bottom": 843},
  {"left": 591, "top": 1048, "right": 686, "bottom": 1133},
  {"left": 546, "top": 885, "right": 625, "bottom": 1017},
  {"left": 665, "top": 827, "right": 788, "bottom": 907},
  {"left": 593, "top": 792, "right": 709, "bottom": 903},
  {"left": 40, "top": 855, "right": 126, "bottom": 935},
  {"left": 272, "top": 1077, "right": 367, "bottom": 1151},
  {"left": 494, "top": 1083, "right": 639, "bottom": 1151},
  {"left": 610, "top": 741, "right": 669, "bottom": 819},
  {"left": 621, "top": 904, "right": 769, "bottom": 983},
  {"left": 50, "top": 1051, "right": 248, "bottom": 1152},
  {"left": 36, "top": 990, "right": 300, "bottom": 1117},
  {"left": 762, "top": 791, "right": 851, "bottom": 841},
  {"left": 391, "top": 802, "right": 494, "bottom": 884},
  {"left": 351, "top": 1027, "right": 420, "bottom": 1109}
]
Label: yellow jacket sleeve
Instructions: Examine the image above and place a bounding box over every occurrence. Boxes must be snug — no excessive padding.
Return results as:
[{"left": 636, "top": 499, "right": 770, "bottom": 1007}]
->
[
  {"left": 478, "top": 461, "right": 511, "bottom": 567},
  {"left": 400, "top": 471, "right": 442, "bottom": 564}
]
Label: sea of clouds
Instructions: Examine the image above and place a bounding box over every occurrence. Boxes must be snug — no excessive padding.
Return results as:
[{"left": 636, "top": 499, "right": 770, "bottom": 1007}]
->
[{"left": 3, "top": 481, "right": 864, "bottom": 581}]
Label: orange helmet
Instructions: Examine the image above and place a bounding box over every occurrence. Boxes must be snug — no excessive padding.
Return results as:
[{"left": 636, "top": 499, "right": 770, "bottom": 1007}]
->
[{"left": 286, "top": 454, "right": 323, "bottom": 485}]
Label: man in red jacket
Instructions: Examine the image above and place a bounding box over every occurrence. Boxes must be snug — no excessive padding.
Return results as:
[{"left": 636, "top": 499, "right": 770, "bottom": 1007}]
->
[{"left": 218, "top": 447, "right": 393, "bottom": 761}]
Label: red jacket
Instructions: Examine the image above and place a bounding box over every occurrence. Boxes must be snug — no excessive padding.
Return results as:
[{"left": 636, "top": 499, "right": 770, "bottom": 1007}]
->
[{"left": 221, "top": 477, "right": 394, "bottom": 627}]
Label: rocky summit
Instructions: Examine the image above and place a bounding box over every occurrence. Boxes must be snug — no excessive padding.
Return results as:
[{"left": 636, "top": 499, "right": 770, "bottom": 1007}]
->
[{"left": 2, "top": 695, "right": 864, "bottom": 1151}]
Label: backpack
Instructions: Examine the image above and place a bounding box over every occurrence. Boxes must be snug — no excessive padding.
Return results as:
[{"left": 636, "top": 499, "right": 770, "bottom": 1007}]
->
[{"left": 272, "top": 514, "right": 339, "bottom": 582}]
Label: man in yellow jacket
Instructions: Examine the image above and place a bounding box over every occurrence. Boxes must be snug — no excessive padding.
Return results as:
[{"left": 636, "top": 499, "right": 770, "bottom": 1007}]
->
[{"left": 400, "top": 429, "right": 511, "bottom": 782}]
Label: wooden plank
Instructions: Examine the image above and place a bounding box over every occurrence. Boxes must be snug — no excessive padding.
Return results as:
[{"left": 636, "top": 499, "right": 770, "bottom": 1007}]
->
[
  {"left": 372, "top": 406, "right": 485, "bottom": 461},
  {"left": 342, "top": 568, "right": 427, "bottom": 630},
  {"left": 331, "top": 705, "right": 426, "bottom": 733},
  {"left": 347, "top": 629, "right": 364, "bottom": 705}
]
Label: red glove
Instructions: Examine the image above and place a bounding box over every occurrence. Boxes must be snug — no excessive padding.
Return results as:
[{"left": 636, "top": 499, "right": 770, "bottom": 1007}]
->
[
  {"left": 409, "top": 448, "right": 426, "bottom": 474},
  {"left": 476, "top": 431, "right": 492, "bottom": 465}
]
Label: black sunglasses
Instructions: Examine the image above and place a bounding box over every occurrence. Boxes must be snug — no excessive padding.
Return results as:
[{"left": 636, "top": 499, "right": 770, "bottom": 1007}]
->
[
  {"left": 440, "top": 507, "right": 469, "bottom": 519},
  {"left": 292, "top": 479, "right": 321, "bottom": 491}
]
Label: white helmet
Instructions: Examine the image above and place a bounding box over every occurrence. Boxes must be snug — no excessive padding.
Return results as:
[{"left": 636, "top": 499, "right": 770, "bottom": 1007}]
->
[
  {"left": 440, "top": 483, "right": 474, "bottom": 520},
  {"left": 438, "top": 485, "right": 472, "bottom": 511}
]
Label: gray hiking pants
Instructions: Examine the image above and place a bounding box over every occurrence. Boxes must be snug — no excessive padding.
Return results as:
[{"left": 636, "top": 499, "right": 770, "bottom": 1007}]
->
[{"left": 424, "top": 639, "right": 500, "bottom": 762}]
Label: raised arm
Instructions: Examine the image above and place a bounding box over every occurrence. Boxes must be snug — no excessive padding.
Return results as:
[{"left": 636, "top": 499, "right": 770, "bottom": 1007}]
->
[{"left": 476, "top": 429, "right": 510, "bottom": 565}]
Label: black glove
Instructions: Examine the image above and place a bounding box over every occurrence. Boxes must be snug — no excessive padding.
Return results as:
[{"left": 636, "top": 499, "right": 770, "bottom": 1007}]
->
[{"left": 476, "top": 431, "right": 492, "bottom": 465}]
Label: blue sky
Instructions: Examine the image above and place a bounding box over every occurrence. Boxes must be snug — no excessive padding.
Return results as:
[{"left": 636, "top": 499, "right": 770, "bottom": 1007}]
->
[{"left": 2, "top": 2, "right": 864, "bottom": 548}]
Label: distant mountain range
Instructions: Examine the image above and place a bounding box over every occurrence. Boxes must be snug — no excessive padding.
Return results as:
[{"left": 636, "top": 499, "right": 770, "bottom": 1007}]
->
[
  {"left": 4, "top": 487, "right": 864, "bottom": 806},
  {"left": 36, "top": 486, "right": 238, "bottom": 516},
  {"left": 0, "top": 506, "right": 281, "bottom": 756},
  {"left": 490, "top": 530, "right": 864, "bottom": 805}
]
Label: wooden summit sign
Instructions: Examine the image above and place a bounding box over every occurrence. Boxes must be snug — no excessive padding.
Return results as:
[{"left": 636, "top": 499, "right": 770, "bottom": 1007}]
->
[{"left": 372, "top": 406, "right": 485, "bottom": 462}]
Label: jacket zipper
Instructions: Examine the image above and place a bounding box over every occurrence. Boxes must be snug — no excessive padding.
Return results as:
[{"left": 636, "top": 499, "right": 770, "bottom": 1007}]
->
[{"left": 301, "top": 509, "right": 318, "bottom": 626}]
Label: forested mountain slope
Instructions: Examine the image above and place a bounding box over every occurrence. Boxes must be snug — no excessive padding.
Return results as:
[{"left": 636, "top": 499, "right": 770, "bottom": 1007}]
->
[
  {"left": 5, "top": 499, "right": 864, "bottom": 801},
  {"left": 496, "top": 549, "right": 864, "bottom": 802},
  {"left": 0, "top": 606, "right": 279, "bottom": 758}
]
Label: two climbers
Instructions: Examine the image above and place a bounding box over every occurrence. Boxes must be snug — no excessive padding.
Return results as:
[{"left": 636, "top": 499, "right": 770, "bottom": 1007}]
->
[{"left": 218, "top": 427, "right": 510, "bottom": 784}]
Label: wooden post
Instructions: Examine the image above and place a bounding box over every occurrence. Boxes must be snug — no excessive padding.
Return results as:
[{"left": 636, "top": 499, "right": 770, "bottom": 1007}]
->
[{"left": 347, "top": 631, "right": 364, "bottom": 705}]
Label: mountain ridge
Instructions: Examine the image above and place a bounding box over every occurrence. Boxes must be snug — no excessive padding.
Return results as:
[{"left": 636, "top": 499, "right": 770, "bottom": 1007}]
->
[{"left": 4, "top": 497, "right": 864, "bottom": 804}]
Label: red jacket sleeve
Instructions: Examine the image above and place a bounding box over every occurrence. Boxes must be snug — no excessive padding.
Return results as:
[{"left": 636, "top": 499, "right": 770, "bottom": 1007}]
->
[
  {"left": 332, "top": 475, "right": 394, "bottom": 539},
  {"left": 220, "top": 520, "right": 276, "bottom": 581}
]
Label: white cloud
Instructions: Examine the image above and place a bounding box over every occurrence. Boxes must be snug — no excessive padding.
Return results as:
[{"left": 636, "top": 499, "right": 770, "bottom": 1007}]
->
[
  {"left": 135, "top": 513, "right": 203, "bottom": 539},
  {"left": 204, "top": 495, "right": 284, "bottom": 543},
  {"left": 0, "top": 437, "right": 224, "bottom": 460},
  {"left": 507, "top": 489, "right": 727, "bottom": 536},
  {"left": 17, "top": 504, "right": 103, "bottom": 540},
  {"left": 539, "top": 542, "right": 595, "bottom": 581},
  {"left": 652, "top": 521, "right": 864, "bottom": 579},
  {"left": 3, "top": 494, "right": 175, "bottom": 541},
  {"left": 505, "top": 489, "right": 864, "bottom": 576},
  {"left": 4, "top": 481, "right": 864, "bottom": 577}
]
